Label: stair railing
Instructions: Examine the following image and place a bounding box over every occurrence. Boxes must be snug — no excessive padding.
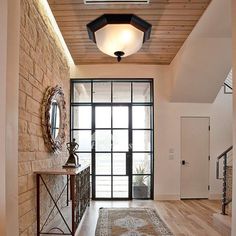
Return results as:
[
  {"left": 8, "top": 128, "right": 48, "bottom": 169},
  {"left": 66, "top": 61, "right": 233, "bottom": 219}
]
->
[
  {"left": 224, "top": 69, "right": 233, "bottom": 94},
  {"left": 224, "top": 82, "right": 233, "bottom": 94},
  {"left": 216, "top": 146, "right": 233, "bottom": 215}
]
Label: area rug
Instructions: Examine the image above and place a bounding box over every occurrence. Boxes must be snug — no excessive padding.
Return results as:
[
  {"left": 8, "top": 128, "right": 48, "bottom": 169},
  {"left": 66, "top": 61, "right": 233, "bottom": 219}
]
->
[{"left": 95, "top": 208, "right": 173, "bottom": 236}]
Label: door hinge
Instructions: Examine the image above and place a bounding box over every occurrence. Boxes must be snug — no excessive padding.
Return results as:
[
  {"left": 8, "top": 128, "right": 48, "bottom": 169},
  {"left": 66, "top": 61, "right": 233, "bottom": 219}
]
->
[
  {"left": 208, "top": 185, "right": 210, "bottom": 191},
  {"left": 208, "top": 156, "right": 210, "bottom": 161},
  {"left": 208, "top": 125, "right": 210, "bottom": 131}
]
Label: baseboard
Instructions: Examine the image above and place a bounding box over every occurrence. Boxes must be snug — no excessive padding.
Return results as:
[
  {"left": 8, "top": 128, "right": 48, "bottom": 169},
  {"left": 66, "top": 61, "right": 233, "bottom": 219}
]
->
[
  {"left": 155, "top": 194, "right": 180, "bottom": 200},
  {"left": 155, "top": 194, "right": 220, "bottom": 201},
  {"left": 209, "top": 194, "right": 222, "bottom": 200}
]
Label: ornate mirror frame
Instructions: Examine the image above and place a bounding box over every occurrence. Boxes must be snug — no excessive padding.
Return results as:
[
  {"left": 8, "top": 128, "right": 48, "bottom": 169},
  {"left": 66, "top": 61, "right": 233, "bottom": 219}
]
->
[{"left": 42, "top": 85, "right": 67, "bottom": 153}]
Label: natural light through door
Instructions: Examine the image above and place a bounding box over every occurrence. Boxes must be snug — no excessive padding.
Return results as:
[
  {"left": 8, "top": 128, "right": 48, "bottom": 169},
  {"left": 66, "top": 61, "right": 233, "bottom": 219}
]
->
[{"left": 71, "top": 80, "right": 154, "bottom": 200}]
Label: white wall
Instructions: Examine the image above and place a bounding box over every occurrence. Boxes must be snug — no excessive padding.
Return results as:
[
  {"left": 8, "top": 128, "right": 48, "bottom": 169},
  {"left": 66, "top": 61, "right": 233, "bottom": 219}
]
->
[
  {"left": 169, "top": 0, "right": 231, "bottom": 103},
  {"left": 210, "top": 88, "right": 232, "bottom": 197},
  {"left": 231, "top": 0, "right": 236, "bottom": 234},
  {"left": 0, "top": 0, "right": 8, "bottom": 234},
  {"left": 156, "top": 87, "right": 232, "bottom": 199},
  {"left": 6, "top": 0, "right": 20, "bottom": 235},
  {"left": 0, "top": 0, "right": 20, "bottom": 235},
  {"left": 70, "top": 64, "right": 232, "bottom": 200}
]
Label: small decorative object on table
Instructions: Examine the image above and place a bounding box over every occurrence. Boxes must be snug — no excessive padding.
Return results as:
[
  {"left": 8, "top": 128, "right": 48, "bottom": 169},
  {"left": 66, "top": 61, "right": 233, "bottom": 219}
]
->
[{"left": 63, "top": 138, "right": 80, "bottom": 168}]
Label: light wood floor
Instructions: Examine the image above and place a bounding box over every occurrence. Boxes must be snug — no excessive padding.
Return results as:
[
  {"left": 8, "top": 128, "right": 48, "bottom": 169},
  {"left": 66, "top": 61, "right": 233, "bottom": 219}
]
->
[{"left": 76, "top": 200, "right": 231, "bottom": 236}]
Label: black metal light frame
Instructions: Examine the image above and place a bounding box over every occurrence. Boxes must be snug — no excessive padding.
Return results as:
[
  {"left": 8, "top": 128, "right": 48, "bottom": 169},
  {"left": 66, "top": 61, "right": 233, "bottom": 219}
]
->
[{"left": 87, "top": 14, "right": 152, "bottom": 61}]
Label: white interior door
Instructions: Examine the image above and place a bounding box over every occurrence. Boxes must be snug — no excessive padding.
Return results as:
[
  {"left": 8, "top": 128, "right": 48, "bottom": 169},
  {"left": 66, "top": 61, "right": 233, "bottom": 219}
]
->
[{"left": 181, "top": 117, "right": 210, "bottom": 199}]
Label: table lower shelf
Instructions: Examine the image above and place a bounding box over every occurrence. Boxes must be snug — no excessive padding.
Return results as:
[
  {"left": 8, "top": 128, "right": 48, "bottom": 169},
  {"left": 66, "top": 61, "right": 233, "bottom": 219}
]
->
[{"left": 43, "top": 203, "right": 89, "bottom": 236}]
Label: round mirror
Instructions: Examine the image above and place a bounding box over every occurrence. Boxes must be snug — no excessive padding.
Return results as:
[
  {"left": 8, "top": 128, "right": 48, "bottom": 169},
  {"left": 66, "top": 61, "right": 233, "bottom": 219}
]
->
[
  {"left": 42, "top": 86, "right": 66, "bottom": 153},
  {"left": 49, "top": 99, "right": 61, "bottom": 139}
]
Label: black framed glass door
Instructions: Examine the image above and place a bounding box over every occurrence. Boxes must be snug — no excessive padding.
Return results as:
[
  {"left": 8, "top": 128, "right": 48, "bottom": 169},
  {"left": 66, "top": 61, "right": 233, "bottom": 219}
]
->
[
  {"left": 70, "top": 79, "right": 154, "bottom": 200},
  {"left": 93, "top": 105, "right": 131, "bottom": 199}
]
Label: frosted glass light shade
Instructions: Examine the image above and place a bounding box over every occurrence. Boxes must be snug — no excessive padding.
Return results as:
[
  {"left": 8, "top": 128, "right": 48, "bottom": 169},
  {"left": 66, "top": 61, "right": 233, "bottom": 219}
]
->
[
  {"left": 95, "top": 24, "right": 144, "bottom": 57},
  {"left": 87, "top": 14, "right": 152, "bottom": 61}
]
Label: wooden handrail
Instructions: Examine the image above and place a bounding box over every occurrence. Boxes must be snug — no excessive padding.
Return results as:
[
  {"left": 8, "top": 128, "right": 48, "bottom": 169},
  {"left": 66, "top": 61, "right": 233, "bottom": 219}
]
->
[{"left": 217, "top": 146, "right": 233, "bottom": 160}]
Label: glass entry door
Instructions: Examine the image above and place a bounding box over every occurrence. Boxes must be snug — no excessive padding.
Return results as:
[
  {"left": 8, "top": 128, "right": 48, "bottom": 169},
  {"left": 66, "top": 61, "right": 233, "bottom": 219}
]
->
[
  {"left": 94, "top": 105, "right": 131, "bottom": 199},
  {"left": 71, "top": 80, "right": 153, "bottom": 200}
]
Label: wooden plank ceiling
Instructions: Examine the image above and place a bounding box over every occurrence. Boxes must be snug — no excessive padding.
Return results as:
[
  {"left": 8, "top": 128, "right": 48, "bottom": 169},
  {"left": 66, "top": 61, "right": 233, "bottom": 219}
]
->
[{"left": 48, "top": 0, "right": 211, "bottom": 65}]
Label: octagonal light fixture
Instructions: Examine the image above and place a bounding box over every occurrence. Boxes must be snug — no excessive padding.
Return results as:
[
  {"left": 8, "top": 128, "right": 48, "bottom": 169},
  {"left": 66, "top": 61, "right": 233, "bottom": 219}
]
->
[{"left": 87, "top": 14, "right": 152, "bottom": 62}]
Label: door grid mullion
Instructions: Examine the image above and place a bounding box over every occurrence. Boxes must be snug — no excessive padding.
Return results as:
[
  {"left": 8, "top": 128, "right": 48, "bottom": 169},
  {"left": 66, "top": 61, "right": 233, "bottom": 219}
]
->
[{"left": 71, "top": 79, "right": 154, "bottom": 200}]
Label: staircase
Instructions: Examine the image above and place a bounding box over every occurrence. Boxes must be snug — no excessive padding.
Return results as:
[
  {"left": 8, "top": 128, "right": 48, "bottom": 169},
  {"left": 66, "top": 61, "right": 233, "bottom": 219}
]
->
[
  {"left": 216, "top": 146, "right": 233, "bottom": 215},
  {"left": 224, "top": 70, "right": 233, "bottom": 94}
]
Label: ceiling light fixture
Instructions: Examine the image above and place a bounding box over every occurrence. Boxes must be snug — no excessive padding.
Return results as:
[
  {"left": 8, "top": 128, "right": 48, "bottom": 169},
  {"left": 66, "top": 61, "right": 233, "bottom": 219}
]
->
[{"left": 87, "top": 14, "right": 152, "bottom": 62}]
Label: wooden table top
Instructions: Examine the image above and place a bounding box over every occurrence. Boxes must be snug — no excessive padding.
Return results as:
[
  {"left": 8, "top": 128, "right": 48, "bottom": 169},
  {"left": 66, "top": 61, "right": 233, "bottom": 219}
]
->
[{"left": 34, "top": 165, "right": 90, "bottom": 175}]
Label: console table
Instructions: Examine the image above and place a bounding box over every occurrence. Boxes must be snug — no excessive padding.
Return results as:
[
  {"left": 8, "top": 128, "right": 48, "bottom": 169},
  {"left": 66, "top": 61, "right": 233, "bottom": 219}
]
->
[{"left": 34, "top": 165, "right": 90, "bottom": 236}]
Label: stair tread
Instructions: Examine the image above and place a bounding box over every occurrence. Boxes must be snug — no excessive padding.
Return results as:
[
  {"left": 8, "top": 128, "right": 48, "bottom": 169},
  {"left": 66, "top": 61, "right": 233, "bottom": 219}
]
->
[{"left": 213, "top": 213, "right": 231, "bottom": 229}]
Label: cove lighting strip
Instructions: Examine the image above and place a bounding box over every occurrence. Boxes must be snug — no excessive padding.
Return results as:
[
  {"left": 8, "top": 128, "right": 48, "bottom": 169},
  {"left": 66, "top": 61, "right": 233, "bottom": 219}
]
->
[{"left": 40, "top": 0, "right": 74, "bottom": 65}]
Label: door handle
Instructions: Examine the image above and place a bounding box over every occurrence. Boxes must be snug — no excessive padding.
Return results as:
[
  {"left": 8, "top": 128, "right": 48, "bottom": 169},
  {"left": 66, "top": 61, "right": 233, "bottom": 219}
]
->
[
  {"left": 126, "top": 152, "right": 132, "bottom": 175},
  {"left": 182, "top": 160, "right": 189, "bottom": 165}
]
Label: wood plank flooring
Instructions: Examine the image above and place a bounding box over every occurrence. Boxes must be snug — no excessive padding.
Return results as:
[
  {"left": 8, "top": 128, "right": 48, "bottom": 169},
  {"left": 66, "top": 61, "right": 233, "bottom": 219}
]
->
[{"left": 76, "top": 200, "right": 231, "bottom": 236}]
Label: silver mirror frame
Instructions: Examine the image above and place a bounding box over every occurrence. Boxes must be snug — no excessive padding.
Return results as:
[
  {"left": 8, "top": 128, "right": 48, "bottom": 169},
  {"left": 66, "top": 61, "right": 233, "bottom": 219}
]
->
[{"left": 42, "top": 85, "right": 67, "bottom": 153}]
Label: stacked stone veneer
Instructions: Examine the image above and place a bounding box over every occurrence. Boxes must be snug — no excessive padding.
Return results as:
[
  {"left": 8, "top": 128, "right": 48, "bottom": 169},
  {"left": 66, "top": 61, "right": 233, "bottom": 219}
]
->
[{"left": 19, "top": 0, "right": 70, "bottom": 235}]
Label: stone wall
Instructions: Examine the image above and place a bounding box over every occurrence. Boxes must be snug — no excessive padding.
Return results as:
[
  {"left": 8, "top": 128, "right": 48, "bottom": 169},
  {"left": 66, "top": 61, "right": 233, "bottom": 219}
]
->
[{"left": 18, "top": 0, "right": 70, "bottom": 235}]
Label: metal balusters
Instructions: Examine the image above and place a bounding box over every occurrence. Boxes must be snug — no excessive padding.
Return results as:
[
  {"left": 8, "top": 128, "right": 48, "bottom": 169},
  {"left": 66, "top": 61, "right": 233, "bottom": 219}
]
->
[
  {"left": 75, "top": 166, "right": 90, "bottom": 226},
  {"left": 216, "top": 146, "right": 233, "bottom": 215},
  {"left": 222, "top": 154, "right": 227, "bottom": 215}
]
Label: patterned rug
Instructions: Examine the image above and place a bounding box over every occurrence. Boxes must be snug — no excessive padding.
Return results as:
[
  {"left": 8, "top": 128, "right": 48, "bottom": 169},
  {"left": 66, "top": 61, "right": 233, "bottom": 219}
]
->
[{"left": 95, "top": 208, "right": 173, "bottom": 236}]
